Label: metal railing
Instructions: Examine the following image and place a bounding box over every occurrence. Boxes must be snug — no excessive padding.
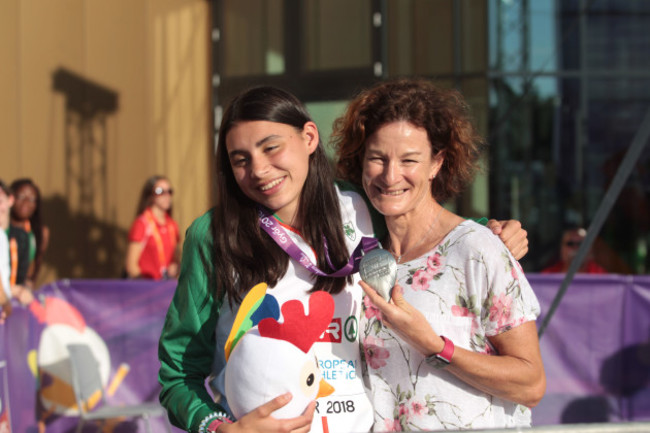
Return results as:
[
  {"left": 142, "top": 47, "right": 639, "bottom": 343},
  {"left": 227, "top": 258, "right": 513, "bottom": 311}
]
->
[{"left": 423, "top": 423, "right": 650, "bottom": 433}]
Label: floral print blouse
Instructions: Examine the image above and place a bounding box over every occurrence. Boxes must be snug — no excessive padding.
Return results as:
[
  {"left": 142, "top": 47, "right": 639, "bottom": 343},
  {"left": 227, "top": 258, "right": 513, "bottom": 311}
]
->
[{"left": 361, "top": 220, "right": 540, "bottom": 432}]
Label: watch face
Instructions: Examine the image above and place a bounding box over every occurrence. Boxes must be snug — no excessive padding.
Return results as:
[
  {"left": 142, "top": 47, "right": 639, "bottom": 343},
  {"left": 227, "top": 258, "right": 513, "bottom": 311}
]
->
[{"left": 425, "top": 353, "right": 449, "bottom": 369}]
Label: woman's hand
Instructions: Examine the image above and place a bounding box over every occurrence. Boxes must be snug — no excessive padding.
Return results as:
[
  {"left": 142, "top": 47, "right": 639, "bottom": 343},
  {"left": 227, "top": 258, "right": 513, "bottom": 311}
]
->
[
  {"left": 220, "top": 393, "right": 316, "bottom": 433},
  {"left": 487, "top": 219, "right": 528, "bottom": 260},
  {"left": 359, "top": 280, "right": 444, "bottom": 356},
  {"left": 167, "top": 262, "right": 179, "bottom": 279},
  {"left": 0, "top": 301, "right": 11, "bottom": 324}
]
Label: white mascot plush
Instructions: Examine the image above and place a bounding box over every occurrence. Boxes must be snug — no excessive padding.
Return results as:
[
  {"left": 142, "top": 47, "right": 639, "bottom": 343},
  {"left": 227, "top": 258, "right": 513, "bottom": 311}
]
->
[{"left": 224, "top": 283, "right": 335, "bottom": 419}]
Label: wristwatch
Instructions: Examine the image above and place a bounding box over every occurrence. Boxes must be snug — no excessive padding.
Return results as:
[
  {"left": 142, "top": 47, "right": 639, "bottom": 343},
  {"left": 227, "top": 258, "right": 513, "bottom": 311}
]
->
[{"left": 424, "top": 335, "right": 454, "bottom": 369}]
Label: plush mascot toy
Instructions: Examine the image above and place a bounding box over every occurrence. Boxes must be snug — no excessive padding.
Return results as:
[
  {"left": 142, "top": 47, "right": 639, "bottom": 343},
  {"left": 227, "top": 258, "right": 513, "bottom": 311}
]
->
[{"left": 224, "top": 283, "right": 335, "bottom": 419}]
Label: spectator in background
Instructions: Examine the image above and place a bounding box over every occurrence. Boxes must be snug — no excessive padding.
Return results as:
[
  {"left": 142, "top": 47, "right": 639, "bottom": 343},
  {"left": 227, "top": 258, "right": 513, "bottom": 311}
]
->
[
  {"left": 542, "top": 226, "right": 607, "bottom": 274},
  {"left": 125, "top": 175, "right": 180, "bottom": 280},
  {"left": 10, "top": 178, "right": 49, "bottom": 288},
  {"left": 0, "top": 180, "right": 13, "bottom": 322}
]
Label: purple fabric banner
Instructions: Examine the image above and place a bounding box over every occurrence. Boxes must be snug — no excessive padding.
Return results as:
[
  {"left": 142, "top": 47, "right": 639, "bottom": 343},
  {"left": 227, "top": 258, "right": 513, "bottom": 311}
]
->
[
  {"left": 532, "top": 274, "right": 650, "bottom": 424},
  {"left": 1, "top": 279, "right": 184, "bottom": 433},
  {"left": 1, "top": 275, "right": 649, "bottom": 432}
]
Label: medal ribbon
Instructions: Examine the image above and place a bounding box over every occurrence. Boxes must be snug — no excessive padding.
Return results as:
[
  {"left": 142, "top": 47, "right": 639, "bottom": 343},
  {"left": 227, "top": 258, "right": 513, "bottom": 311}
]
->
[
  {"left": 9, "top": 237, "right": 17, "bottom": 286},
  {"left": 257, "top": 206, "right": 378, "bottom": 277}
]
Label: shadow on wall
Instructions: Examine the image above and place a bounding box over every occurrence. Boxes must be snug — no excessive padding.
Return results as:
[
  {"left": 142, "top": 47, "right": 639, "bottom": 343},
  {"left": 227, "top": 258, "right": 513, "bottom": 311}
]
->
[
  {"left": 38, "top": 69, "right": 125, "bottom": 280},
  {"left": 562, "top": 330, "right": 650, "bottom": 423},
  {"left": 53, "top": 67, "right": 118, "bottom": 218},
  {"left": 599, "top": 331, "right": 650, "bottom": 420},
  {"left": 560, "top": 396, "right": 611, "bottom": 423},
  {"left": 41, "top": 194, "right": 128, "bottom": 279}
]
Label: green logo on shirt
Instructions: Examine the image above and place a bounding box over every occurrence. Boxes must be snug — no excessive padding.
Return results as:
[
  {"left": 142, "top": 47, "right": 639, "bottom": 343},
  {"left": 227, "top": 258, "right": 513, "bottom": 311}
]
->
[
  {"left": 344, "top": 316, "right": 358, "bottom": 342},
  {"left": 343, "top": 222, "right": 356, "bottom": 242}
]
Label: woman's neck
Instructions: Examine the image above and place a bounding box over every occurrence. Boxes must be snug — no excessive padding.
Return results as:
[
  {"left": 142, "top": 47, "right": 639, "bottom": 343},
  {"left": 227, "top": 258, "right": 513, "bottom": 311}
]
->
[
  {"left": 149, "top": 206, "right": 167, "bottom": 223},
  {"left": 386, "top": 197, "right": 463, "bottom": 263},
  {"left": 274, "top": 209, "right": 301, "bottom": 231},
  {"left": 386, "top": 202, "right": 442, "bottom": 246},
  {"left": 10, "top": 217, "right": 28, "bottom": 228}
]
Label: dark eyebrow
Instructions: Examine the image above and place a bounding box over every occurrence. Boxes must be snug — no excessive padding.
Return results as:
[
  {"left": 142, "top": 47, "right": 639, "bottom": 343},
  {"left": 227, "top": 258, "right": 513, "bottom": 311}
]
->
[
  {"left": 256, "top": 134, "right": 282, "bottom": 146},
  {"left": 228, "top": 134, "right": 282, "bottom": 158},
  {"left": 365, "top": 149, "right": 424, "bottom": 158},
  {"left": 401, "top": 151, "right": 424, "bottom": 158}
]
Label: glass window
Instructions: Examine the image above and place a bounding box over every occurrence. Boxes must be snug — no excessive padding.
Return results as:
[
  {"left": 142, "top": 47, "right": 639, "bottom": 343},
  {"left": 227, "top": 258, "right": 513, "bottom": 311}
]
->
[
  {"left": 489, "top": 0, "right": 556, "bottom": 73},
  {"left": 305, "top": 101, "right": 348, "bottom": 162},
  {"left": 303, "top": 0, "right": 372, "bottom": 71},
  {"left": 222, "top": 0, "right": 285, "bottom": 76},
  {"left": 489, "top": 75, "right": 561, "bottom": 271},
  {"left": 387, "top": 0, "right": 455, "bottom": 76}
]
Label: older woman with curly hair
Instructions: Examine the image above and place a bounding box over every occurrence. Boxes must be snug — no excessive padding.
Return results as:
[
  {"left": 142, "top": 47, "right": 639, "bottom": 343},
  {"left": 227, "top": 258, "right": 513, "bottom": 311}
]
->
[{"left": 333, "top": 78, "right": 545, "bottom": 431}]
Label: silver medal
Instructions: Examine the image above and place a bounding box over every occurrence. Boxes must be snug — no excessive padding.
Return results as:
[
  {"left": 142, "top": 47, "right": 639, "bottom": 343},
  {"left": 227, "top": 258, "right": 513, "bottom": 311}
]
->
[{"left": 359, "top": 248, "right": 397, "bottom": 301}]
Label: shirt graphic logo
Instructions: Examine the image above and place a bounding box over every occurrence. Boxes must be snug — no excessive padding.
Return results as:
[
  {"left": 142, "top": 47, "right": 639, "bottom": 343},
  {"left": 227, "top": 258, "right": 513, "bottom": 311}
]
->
[
  {"left": 318, "top": 318, "right": 342, "bottom": 343},
  {"left": 343, "top": 222, "right": 356, "bottom": 242},
  {"left": 344, "top": 316, "right": 358, "bottom": 342}
]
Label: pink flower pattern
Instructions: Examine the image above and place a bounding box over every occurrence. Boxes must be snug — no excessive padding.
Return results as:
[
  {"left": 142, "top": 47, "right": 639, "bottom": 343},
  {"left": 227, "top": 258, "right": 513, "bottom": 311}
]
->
[
  {"left": 426, "top": 252, "right": 444, "bottom": 276},
  {"left": 398, "top": 403, "right": 410, "bottom": 421},
  {"left": 411, "top": 269, "right": 431, "bottom": 291},
  {"left": 383, "top": 418, "right": 402, "bottom": 432},
  {"left": 511, "top": 265, "right": 519, "bottom": 281},
  {"left": 410, "top": 399, "right": 426, "bottom": 416},
  {"left": 451, "top": 305, "right": 472, "bottom": 317},
  {"left": 363, "top": 295, "right": 383, "bottom": 321},
  {"left": 363, "top": 335, "right": 390, "bottom": 369},
  {"left": 489, "top": 293, "right": 513, "bottom": 329}
]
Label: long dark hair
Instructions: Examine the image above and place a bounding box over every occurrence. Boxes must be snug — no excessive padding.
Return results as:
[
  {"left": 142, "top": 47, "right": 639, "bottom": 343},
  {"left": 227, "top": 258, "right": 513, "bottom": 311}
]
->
[
  {"left": 135, "top": 175, "right": 173, "bottom": 216},
  {"left": 10, "top": 178, "right": 44, "bottom": 252},
  {"left": 214, "top": 86, "right": 351, "bottom": 305}
]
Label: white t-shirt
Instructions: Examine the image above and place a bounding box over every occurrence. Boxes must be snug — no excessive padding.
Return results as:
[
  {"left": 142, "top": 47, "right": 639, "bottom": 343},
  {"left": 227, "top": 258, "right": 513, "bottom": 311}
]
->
[
  {"left": 212, "top": 186, "right": 376, "bottom": 433},
  {"left": 361, "top": 220, "right": 540, "bottom": 432},
  {"left": 0, "top": 229, "right": 11, "bottom": 299}
]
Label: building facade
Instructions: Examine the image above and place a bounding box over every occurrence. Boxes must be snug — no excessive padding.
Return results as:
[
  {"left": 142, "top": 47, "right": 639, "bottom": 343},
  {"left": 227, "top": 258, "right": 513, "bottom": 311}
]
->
[{"left": 213, "top": 0, "right": 650, "bottom": 273}]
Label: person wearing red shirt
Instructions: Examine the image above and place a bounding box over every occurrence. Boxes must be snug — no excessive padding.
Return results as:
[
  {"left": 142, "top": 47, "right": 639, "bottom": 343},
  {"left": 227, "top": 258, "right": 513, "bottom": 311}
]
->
[
  {"left": 125, "top": 175, "right": 180, "bottom": 280},
  {"left": 542, "top": 227, "right": 607, "bottom": 274}
]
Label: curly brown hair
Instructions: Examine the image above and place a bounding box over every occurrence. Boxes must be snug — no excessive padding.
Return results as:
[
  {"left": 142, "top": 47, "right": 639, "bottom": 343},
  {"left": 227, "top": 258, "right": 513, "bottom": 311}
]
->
[{"left": 333, "top": 78, "right": 485, "bottom": 203}]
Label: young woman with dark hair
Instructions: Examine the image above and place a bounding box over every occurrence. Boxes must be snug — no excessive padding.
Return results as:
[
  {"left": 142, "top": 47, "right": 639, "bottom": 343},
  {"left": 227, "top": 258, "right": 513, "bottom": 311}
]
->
[{"left": 9, "top": 178, "right": 49, "bottom": 288}]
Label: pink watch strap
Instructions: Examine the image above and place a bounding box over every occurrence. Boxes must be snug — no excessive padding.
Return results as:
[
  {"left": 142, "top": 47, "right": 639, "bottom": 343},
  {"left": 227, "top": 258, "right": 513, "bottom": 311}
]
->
[
  {"left": 425, "top": 335, "right": 455, "bottom": 368},
  {"left": 437, "top": 335, "right": 455, "bottom": 364}
]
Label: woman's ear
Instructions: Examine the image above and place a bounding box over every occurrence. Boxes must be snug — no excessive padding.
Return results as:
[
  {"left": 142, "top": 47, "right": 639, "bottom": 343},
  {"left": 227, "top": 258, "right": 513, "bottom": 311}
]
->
[
  {"left": 303, "top": 121, "right": 320, "bottom": 154},
  {"left": 429, "top": 150, "right": 445, "bottom": 180}
]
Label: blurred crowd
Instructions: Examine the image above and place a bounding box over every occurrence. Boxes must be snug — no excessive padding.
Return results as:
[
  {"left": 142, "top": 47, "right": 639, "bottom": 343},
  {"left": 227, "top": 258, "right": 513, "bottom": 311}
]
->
[{"left": 0, "top": 174, "right": 180, "bottom": 325}]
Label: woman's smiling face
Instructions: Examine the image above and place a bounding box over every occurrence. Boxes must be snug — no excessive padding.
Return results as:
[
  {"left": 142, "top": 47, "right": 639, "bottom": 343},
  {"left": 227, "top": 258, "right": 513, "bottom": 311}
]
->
[
  {"left": 226, "top": 120, "right": 319, "bottom": 226},
  {"left": 362, "top": 121, "right": 442, "bottom": 219},
  {"left": 12, "top": 184, "right": 38, "bottom": 221}
]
